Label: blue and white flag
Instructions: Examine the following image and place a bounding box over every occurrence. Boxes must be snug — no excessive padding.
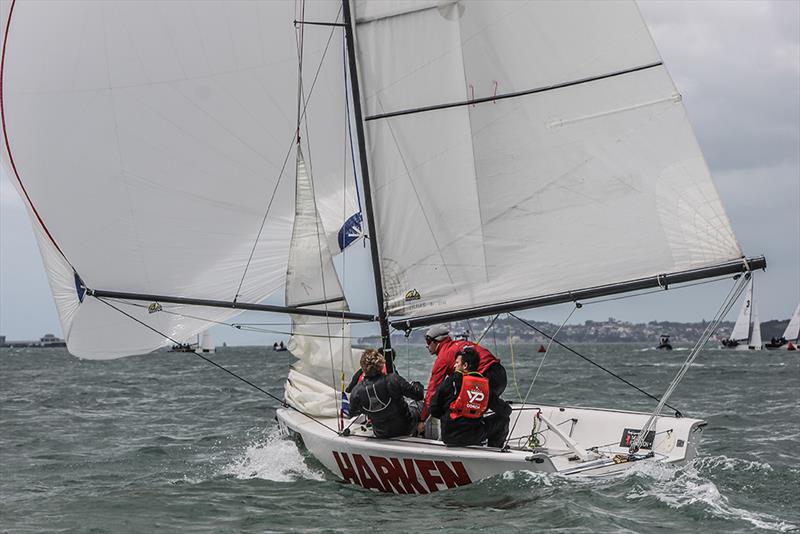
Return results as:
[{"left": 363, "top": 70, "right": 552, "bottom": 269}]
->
[
  {"left": 337, "top": 212, "right": 364, "bottom": 251},
  {"left": 340, "top": 391, "right": 350, "bottom": 418}
]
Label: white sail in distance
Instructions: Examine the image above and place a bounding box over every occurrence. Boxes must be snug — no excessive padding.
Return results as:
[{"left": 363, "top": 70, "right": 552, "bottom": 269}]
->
[
  {"left": 750, "top": 305, "right": 762, "bottom": 349},
  {"left": 730, "top": 279, "right": 754, "bottom": 342},
  {"left": 351, "top": 0, "right": 742, "bottom": 320},
  {"left": 1, "top": 1, "right": 357, "bottom": 358},
  {"left": 782, "top": 303, "right": 800, "bottom": 342}
]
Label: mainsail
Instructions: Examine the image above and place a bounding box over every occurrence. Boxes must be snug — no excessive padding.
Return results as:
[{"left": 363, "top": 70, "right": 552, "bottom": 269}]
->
[
  {"left": 350, "top": 1, "right": 743, "bottom": 323},
  {"left": 1, "top": 1, "right": 357, "bottom": 358}
]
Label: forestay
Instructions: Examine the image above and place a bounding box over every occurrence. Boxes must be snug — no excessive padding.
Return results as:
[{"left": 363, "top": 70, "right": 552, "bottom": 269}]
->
[
  {"left": 1, "top": 1, "right": 357, "bottom": 358},
  {"left": 351, "top": 0, "right": 742, "bottom": 319}
]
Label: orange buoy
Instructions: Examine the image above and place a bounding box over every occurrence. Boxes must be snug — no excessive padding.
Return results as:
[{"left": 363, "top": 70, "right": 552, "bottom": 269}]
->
[
  {"left": 788, "top": 342, "right": 796, "bottom": 351},
  {"left": 537, "top": 345, "right": 546, "bottom": 353}
]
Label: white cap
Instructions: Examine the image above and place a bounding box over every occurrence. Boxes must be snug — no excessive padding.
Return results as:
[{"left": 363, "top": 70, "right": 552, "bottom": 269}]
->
[{"left": 425, "top": 324, "right": 450, "bottom": 341}]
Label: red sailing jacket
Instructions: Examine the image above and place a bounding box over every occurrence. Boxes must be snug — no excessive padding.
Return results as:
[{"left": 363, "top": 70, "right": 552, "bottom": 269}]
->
[
  {"left": 449, "top": 372, "right": 490, "bottom": 420},
  {"left": 421, "top": 339, "right": 500, "bottom": 420}
]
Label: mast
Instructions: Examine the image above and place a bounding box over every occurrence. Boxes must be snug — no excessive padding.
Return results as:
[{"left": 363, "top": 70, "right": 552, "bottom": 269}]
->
[{"left": 341, "top": 0, "right": 394, "bottom": 371}]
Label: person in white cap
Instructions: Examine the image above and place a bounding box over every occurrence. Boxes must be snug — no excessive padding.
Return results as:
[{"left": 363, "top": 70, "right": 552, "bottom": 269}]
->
[{"left": 417, "top": 324, "right": 511, "bottom": 447}]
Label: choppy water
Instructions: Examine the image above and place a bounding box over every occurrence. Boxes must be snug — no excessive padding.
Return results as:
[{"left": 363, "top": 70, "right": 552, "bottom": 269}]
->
[{"left": 1, "top": 344, "right": 798, "bottom": 533}]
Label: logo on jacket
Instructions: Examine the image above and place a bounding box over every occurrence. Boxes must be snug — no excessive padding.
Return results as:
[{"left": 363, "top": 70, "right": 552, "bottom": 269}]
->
[
  {"left": 466, "top": 387, "right": 485, "bottom": 407},
  {"left": 467, "top": 388, "right": 485, "bottom": 404}
]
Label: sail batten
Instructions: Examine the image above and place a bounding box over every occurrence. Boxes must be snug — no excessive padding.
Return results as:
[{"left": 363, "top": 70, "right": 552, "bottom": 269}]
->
[
  {"left": 364, "top": 60, "right": 664, "bottom": 122},
  {"left": 390, "top": 256, "right": 766, "bottom": 331}
]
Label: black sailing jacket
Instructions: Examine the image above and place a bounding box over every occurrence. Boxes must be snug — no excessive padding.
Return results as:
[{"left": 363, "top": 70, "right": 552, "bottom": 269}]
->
[{"left": 349, "top": 372, "right": 424, "bottom": 438}]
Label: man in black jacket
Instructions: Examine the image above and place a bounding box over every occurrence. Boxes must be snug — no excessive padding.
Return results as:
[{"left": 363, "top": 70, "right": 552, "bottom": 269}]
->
[
  {"left": 349, "top": 349, "right": 424, "bottom": 438},
  {"left": 430, "top": 347, "right": 511, "bottom": 447}
]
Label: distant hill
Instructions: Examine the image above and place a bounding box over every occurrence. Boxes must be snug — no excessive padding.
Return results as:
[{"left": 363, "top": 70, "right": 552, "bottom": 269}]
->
[{"left": 359, "top": 316, "right": 792, "bottom": 345}]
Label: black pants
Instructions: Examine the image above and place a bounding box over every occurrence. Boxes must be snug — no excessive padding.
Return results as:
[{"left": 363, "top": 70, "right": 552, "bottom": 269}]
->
[{"left": 484, "top": 364, "right": 511, "bottom": 448}]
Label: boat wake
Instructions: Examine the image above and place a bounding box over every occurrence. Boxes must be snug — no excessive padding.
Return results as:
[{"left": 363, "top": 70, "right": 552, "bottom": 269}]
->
[
  {"left": 623, "top": 456, "right": 794, "bottom": 532},
  {"left": 222, "top": 428, "right": 325, "bottom": 483}
]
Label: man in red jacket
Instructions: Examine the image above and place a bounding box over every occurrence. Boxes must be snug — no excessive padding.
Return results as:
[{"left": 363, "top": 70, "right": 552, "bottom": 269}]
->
[{"left": 417, "top": 324, "right": 511, "bottom": 447}]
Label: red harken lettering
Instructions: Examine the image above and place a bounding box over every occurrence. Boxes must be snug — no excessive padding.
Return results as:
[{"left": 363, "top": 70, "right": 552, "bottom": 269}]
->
[{"left": 331, "top": 451, "right": 473, "bottom": 493}]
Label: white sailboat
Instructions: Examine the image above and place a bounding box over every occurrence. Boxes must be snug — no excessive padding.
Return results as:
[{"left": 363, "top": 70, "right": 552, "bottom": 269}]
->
[
  {"left": 765, "top": 303, "right": 800, "bottom": 350},
  {"left": 169, "top": 330, "right": 214, "bottom": 354},
  {"left": 720, "top": 279, "right": 763, "bottom": 350},
  {"left": 2, "top": 0, "right": 766, "bottom": 493}
]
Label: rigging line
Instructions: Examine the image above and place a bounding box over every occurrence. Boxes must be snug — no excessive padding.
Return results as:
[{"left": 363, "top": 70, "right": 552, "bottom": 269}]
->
[
  {"left": 365, "top": 61, "right": 663, "bottom": 122},
  {"left": 234, "top": 324, "right": 359, "bottom": 340},
  {"left": 508, "top": 312, "right": 683, "bottom": 414},
  {"left": 99, "top": 298, "right": 368, "bottom": 337},
  {"left": 580, "top": 274, "right": 738, "bottom": 305},
  {"left": 631, "top": 275, "right": 749, "bottom": 453},
  {"left": 294, "top": 6, "right": 342, "bottom": 414},
  {"left": 505, "top": 305, "right": 576, "bottom": 449},
  {"left": 234, "top": 5, "right": 341, "bottom": 303},
  {"left": 295, "top": 20, "right": 346, "bottom": 27},
  {"left": 93, "top": 295, "right": 340, "bottom": 435},
  {"left": 375, "top": 97, "right": 459, "bottom": 289},
  {"left": 475, "top": 314, "right": 499, "bottom": 344},
  {"left": 295, "top": 0, "right": 306, "bottom": 138}
]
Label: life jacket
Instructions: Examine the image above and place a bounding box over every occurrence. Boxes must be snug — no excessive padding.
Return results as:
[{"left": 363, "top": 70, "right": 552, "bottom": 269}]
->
[
  {"left": 449, "top": 372, "right": 490, "bottom": 420},
  {"left": 356, "top": 365, "right": 387, "bottom": 385}
]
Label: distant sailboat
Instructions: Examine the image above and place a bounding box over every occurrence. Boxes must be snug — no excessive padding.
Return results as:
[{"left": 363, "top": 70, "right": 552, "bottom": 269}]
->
[
  {"left": 198, "top": 331, "right": 215, "bottom": 354},
  {"left": 765, "top": 303, "right": 800, "bottom": 350},
  {"left": 170, "top": 330, "right": 214, "bottom": 353},
  {"left": 720, "top": 279, "right": 762, "bottom": 350}
]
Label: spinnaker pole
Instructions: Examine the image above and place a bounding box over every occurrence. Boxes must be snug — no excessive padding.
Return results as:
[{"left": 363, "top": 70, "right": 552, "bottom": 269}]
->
[{"left": 341, "top": 0, "right": 394, "bottom": 371}]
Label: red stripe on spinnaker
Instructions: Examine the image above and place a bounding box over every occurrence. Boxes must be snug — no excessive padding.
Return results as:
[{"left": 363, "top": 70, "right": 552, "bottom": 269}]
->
[{"left": 1, "top": 0, "right": 71, "bottom": 264}]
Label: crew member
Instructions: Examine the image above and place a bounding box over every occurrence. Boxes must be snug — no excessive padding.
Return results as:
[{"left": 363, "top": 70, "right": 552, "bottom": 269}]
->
[
  {"left": 348, "top": 349, "right": 424, "bottom": 439},
  {"left": 429, "top": 347, "right": 505, "bottom": 446},
  {"left": 418, "top": 324, "right": 511, "bottom": 447}
]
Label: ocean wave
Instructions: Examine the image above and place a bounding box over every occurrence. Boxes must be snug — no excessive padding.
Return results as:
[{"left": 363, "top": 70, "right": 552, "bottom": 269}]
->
[
  {"left": 694, "top": 455, "right": 774, "bottom": 473},
  {"left": 623, "top": 458, "right": 794, "bottom": 531},
  {"left": 221, "top": 427, "right": 325, "bottom": 483}
]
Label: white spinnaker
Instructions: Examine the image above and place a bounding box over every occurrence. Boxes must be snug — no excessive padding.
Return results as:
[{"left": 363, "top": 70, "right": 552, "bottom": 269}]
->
[
  {"left": 730, "top": 279, "right": 754, "bottom": 342},
  {"left": 284, "top": 148, "right": 359, "bottom": 417},
  {"left": 2, "top": 1, "right": 353, "bottom": 358},
  {"left": 352, "top": 0, "right": 742, "bottom": 317},
  {"left": 782, "top": 303, "right": 800, "bottom": 342}
]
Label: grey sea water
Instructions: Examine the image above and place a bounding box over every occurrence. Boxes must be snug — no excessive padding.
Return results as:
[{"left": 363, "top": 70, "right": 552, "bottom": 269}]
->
[{"left": 1, "top": 343, "right": 798, "bottom": 533}]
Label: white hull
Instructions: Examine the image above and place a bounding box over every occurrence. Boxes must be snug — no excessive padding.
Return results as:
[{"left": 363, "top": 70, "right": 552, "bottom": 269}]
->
[
  {"left": 276, "top": 404, "right": 705, "bottom": 494},
  {"left": 721, "top": 344, "right": 762, "bottom": 351}
]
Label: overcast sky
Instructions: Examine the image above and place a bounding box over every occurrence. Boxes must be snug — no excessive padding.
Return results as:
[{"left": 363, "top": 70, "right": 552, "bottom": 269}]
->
[{"left": 1, "top": 0, "right": 798, "bottom": 345}]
